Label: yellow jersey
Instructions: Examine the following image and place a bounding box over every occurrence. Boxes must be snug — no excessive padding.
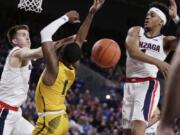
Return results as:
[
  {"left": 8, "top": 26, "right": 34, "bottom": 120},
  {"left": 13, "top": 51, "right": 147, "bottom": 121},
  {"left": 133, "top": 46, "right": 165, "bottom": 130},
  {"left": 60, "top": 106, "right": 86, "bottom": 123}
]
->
[{"left": 35, "top": 62, "right": 75, "bottom": 113}]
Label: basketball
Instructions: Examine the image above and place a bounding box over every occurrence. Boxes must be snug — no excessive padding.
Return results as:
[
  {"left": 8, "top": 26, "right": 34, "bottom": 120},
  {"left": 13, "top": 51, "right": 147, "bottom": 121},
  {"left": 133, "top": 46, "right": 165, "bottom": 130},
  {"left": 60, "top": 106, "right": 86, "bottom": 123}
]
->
[{"left": 91, "top": 38, "right": 121, "bottom": 68}]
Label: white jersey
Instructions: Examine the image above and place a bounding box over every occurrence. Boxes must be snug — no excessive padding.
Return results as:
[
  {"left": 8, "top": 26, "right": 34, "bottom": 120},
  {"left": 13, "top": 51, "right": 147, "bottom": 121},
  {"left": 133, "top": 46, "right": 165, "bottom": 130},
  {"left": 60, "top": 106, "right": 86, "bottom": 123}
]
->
[
  {"left": 126, "top": 27, "right": 167, "bottom": 78},
  {"left": 0, "top": 47, "right": 32, "bottom": 107}
]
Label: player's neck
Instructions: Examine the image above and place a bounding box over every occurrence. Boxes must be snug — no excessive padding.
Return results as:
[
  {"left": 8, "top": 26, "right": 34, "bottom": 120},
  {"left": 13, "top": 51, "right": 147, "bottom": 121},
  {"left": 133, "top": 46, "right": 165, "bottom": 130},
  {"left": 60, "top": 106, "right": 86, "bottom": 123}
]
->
[
  {"left": 63, "top": 62, "right": 73, "bottom": 69},
  {"left": 146, "top": 29, "right": 161, "bottom": 37},
  {"left": 60, "top": 59, "right": 72, "bottom": 69}
]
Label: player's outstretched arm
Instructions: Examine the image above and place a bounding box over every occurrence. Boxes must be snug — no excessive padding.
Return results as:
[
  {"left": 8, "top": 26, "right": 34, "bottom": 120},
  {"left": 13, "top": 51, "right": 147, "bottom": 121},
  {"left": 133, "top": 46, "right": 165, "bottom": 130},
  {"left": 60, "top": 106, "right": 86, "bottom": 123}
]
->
[
  {"left": 53, "top": 0, "right": 105, "bottom": 50},
  {"left": 13, "top": 47, "right": 43, "bottom": 61},
  {"left": 40, "top": 11, "right": 80, "bottom": 85},
  {"left": 158, "top": 44, "right": 180, "bottom": 135},
  {"left": 75, "top": 0, "right": 105, "bottom": 47}
]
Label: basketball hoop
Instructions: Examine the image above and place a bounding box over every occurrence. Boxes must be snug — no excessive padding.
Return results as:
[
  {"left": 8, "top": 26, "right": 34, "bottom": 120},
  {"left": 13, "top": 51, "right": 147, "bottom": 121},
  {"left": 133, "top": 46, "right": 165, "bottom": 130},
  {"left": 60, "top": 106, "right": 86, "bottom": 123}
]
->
[{"left": 18, "top": 0, "right": 43, "bottom": 13}]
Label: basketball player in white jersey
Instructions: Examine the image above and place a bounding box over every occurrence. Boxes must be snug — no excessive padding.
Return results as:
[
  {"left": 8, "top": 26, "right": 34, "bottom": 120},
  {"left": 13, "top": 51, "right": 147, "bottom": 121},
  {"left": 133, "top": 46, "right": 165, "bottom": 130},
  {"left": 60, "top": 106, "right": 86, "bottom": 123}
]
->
[
  {"left": 0, "top": 11, "right": 80, "bottom": 135},
  {"left": 122, "top": 1, "right": 179, "bottom": 135},
  {"left": 0, "top": 24, "right": 42, "bottom": 135}
]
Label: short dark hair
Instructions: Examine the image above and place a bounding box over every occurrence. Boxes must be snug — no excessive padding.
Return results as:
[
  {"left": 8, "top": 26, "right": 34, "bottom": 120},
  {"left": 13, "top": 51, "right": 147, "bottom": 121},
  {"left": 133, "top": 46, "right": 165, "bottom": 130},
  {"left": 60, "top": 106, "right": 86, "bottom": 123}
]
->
[
  {"left": 149, "top": 2, "right": 170, "bottom": 25},
  {"left": 7, "top": 25, "right": 29, "bottom": 44},
  {"left": 60, "top": 43, "right": 82, "bottom": 64}
]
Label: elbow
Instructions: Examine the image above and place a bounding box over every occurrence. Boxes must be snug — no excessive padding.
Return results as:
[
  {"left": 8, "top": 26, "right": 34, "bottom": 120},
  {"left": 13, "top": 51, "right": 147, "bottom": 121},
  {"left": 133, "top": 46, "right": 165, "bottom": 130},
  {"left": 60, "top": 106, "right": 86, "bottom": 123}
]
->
[
  {"left": 129, "top": 51, "right": 138, "bottom": 59},
  {"left": 37, "top": 53, "right": 43, "bottom": 58},
  {"left": 126, "top": 44, "right": 140, "bottom": 59},
  {"left": 127, "top": 47, "right": 141, "bottom": 59}
]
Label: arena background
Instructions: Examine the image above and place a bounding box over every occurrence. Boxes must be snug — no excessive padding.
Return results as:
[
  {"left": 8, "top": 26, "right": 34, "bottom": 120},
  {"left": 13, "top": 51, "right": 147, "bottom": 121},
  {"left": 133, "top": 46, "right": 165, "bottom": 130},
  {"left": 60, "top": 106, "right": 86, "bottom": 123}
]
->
[{"left": 0, "top": 0, "right": 180, "bottom": 134}]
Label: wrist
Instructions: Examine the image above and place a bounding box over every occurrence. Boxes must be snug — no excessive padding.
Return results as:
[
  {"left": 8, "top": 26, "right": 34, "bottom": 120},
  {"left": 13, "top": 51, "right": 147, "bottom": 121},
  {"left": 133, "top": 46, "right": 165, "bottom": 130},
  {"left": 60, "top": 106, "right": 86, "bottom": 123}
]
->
[
  {"left": 173, "top": 15, "right": 180, "bottom": 24},
  {"left": 88, "top": 12, "right": 95, "bottom": 17},
  {"left": 89, "top": 8, "right": 96, "bottom": 16},
  {"left": 62, "top": 15, "right": 69, "bottom": 22},
  {"left": 154, "top": 59, "right": 160, "bottom": 67}
]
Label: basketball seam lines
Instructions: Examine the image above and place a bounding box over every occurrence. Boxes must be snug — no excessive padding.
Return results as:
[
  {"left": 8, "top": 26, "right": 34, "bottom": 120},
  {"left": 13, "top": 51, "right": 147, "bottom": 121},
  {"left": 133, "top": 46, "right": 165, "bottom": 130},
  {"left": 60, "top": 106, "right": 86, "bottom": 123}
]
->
[
  {"left": 106, "top": 44, "right": 118, "bottom": 66},
  {"left": 98, "top": 41, "right": 113, "bottom": 64}
]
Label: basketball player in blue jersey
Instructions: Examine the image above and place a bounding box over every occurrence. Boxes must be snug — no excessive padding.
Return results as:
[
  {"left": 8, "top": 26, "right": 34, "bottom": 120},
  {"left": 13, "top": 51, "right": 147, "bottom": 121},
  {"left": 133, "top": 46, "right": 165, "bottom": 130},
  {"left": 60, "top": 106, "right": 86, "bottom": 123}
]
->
[
  {"left": 32, "top": 0, "right": 105, "bottom": 134},
  {"left": 122, "top": 1, "right": 179, "bottom": 135}
]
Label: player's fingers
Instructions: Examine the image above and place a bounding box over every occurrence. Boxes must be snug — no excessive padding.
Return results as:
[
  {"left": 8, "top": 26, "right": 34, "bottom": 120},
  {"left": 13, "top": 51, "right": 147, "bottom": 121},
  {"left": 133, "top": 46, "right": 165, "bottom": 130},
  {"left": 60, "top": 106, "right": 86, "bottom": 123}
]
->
[
  {"left": 161, "top": 70, "right": 167, "bottom": 80},
  {"left": 73, "top": 20, "right": 81, "bottom": 23},
  {"left": 164, "top": 69, "right": 169, "bottom": 80}
]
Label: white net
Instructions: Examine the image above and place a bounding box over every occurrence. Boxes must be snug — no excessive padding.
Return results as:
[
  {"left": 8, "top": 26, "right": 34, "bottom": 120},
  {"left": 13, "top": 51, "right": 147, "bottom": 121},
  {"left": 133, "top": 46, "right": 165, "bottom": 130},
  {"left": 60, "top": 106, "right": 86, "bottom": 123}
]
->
[{"left": 18, "top": 0, "right": 43, "bottom": 13}]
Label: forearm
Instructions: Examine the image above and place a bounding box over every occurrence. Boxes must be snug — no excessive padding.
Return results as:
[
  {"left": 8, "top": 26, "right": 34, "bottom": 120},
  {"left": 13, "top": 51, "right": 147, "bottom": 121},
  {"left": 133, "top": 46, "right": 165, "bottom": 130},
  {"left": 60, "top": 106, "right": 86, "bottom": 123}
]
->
[
  {"left": 27, "top": 47, "right": 43, "bottom": 59},
  {"left": 30, "top": 47, "right": 43, "bottom": 59},
  {"left": 129, "top": 49, "right": 160, "bottom": 66},
  {"left": 75, "top": 12, "right": 94, "bottom": 47},
  {"left": 17, "top": 47, "right": 43, "bottom": 60},
  {"left": 42, "top": 42, "right": 58, "bottom": 74},
  {"left": 54, "top": 35, "right": 76, "bottom": 50},
  {"left": 40, "top": 15, "right": 69, "bottom": 42}
]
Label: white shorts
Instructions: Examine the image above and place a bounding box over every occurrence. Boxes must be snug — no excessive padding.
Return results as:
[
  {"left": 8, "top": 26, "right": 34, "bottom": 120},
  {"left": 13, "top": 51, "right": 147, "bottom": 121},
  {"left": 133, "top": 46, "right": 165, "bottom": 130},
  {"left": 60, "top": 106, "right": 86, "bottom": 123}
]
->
[
  {"left": 122, "top": 78, "right": 160, "bottom": 129},
  {"left": 145, "top": 120, "right": 159, "bottom": 135},
  {"left": 0, "top": 108, "right": 34, "bottom": 135}
]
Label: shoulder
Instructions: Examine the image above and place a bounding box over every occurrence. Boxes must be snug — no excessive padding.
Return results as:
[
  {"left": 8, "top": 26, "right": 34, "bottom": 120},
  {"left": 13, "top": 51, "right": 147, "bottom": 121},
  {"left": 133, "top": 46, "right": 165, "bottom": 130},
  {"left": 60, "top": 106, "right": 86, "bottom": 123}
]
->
[
  {"left": 12, "top": 47, "right": 30, "bottom": 57},
  {"left": 163, "top": 35, "right": 177, "bottom": 52},
  {"left": 163, "top": 35, "right": 176, "bottom": 42},
  {"left": 163, "top": 35, "right": 177, "bottom": 46}
]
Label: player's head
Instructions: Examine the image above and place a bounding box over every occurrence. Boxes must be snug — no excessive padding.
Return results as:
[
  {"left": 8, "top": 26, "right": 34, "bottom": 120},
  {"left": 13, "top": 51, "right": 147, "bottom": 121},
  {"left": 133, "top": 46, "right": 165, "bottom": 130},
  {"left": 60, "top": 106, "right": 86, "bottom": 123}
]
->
[
  {"left": 56, "top": 43, "right": 82, "bottom": 64},
  {"left": 7, "top": 25, "right": 31, "bottom": 48},
  {"left": 144, "top": 2, "right": 170, "bottom": 31}
]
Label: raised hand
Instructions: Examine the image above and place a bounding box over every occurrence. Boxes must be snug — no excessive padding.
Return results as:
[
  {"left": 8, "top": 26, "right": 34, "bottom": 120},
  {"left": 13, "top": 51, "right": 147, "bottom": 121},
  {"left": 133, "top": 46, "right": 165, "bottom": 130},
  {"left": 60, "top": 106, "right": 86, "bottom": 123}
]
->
[
  {"left": 66, "top": 10, "right": 80, "bottom": 23},
  {"left": 89, "top": 0, "right": 105, "bottom": 15},
  {"left": 169, "top": 0, "right": 177, "bottom": 21}
]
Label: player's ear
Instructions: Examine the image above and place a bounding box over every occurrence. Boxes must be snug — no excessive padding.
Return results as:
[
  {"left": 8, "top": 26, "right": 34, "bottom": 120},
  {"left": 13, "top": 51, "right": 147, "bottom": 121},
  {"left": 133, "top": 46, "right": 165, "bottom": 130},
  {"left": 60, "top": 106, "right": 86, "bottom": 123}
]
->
[
  {"left": 159, "top": 19, "right": 164, "bottom": 26},
  {"left": 12, "top": 39, "right": 17, "bottom": 45}
]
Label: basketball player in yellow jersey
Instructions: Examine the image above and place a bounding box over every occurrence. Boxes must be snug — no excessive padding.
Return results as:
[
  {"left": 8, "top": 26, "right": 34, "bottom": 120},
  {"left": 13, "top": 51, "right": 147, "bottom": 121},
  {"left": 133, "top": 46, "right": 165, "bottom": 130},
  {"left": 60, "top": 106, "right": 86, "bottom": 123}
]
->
[{"left": 32, "top": 0, "right": 105, "bottom": 134}]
